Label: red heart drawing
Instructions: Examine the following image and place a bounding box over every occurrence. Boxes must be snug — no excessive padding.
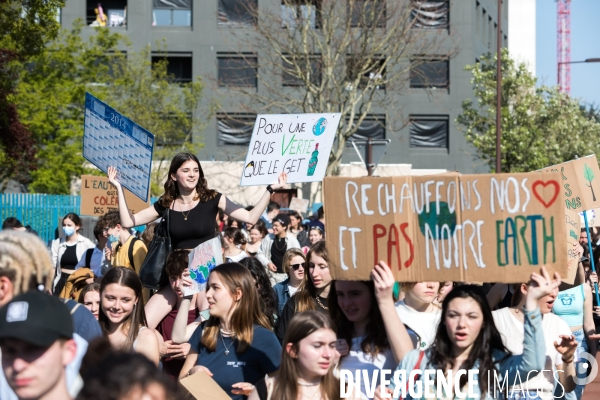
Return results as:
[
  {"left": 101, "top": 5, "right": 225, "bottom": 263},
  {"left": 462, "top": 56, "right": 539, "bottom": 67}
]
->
[{"left": 532, "top": 180, "right": 560, "bottom": 208}]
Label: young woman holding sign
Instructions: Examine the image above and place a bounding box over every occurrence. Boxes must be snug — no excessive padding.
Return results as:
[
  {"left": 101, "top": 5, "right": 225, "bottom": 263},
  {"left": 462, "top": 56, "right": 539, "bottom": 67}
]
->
[
  {"left": 107, "top": 153, "right": 287, "bottom": 309},
  {"left": 374, "top": 267, "right": 557, "bottom": 400},
  {"left": 107, "top": 153, "right": 288, "bottom": 251}
]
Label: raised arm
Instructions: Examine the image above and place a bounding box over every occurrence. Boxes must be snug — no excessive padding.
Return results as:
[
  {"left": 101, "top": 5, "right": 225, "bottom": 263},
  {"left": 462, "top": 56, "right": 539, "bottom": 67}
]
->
[
  {"left": 502, "top": 267, "right": 560, "bottom": 381},
  {"left": 107, "top": 166, "right": 159, "bottom": 228},
  {"left": 219, "top": 172, "right": 288, "bottom": 224},
  {"left": 372, "top": 261, "right": 415, "bottom": 364}
]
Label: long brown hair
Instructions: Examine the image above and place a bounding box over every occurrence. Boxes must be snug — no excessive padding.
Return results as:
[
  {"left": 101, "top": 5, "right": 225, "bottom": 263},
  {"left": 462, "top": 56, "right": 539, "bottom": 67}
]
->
[
  {"left": 201, "top": 263, "right": 271, "bottom": 353},
  {"left": 328, "top": 280, "right": 390, "bottom": 358},
  {"left": 159, "top": 153, "right": 217, "bottom": 208},
  {"left": 293, "top": 241, "right": 330, "bottom": 312},
  {"left": 99, "top": 267, "right": 148, "bottom": 350},
  {"left": 272, "top": 311, "right": 340, "bottom": 400}
]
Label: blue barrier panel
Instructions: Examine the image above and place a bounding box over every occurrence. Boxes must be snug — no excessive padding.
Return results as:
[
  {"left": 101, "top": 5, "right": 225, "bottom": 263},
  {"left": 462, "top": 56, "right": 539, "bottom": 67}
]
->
[{"left": 1, "top": 193, "right": 81, "bottom": 245}]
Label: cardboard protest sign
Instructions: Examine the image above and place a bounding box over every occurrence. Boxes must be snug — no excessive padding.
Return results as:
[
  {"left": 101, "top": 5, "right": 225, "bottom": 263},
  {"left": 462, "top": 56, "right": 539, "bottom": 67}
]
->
[
  {"left": 324, "top": 172, "right": 568, "bottom": 283},
  {"left": 540, "top": 155, "right": 600, "bottom": 212},
  {"left": 83, "top": 92, "right": 154, "bottom": 202},
  {"left": 240, "top": 113, "right": 340, "bottom": 186},
  {"left": 180, "top": 370, "right": 230, "bottom": 400},
  {"left": 185, "top": 237, "right": 223, "bottom": 296},
  {"left": 80, "top": 175, "right": 149, "bottom": 217},
  {"left": 564, "top": 208, "right": 581, "bottom": 284},
  {"left": 289, "top": 197, "right": 310, "bottom": 214}
]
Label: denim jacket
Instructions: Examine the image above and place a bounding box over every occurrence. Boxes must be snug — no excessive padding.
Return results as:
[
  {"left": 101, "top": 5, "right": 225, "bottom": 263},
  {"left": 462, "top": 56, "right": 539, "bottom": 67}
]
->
[
  {"left": 273, "top": 278, "right": 291, "bottom": 316},
  {"left": 388, "top": 307, "right": 546, "bottom": 400}
]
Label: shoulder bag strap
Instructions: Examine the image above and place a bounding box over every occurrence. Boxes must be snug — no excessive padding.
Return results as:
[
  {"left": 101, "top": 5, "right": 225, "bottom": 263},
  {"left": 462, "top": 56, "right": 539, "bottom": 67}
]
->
[
  {"left": 128, "top": 237, "right": 140, "bottom": 268},
  {"left": 85, "top": 248, "right": 94, "bottom": 268}
]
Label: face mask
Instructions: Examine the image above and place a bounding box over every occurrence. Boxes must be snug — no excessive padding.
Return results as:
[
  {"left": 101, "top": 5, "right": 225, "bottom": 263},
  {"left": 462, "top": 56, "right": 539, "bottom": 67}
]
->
[
  {"left": 63, "top": 226, "right": 75, "bottom": 237},
  {"left": 108, "top": 229, "right": 120, "bottom": 244}
]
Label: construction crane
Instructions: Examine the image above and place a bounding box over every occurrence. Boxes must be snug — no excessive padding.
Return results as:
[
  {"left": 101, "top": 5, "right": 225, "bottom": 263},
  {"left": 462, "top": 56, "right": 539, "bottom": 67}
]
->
[{"left": 557, "top": 0, "right": 571, "bottom": 93}]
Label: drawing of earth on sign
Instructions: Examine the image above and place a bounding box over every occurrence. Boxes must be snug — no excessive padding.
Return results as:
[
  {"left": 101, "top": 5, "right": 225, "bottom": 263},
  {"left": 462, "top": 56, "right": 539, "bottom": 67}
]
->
[
  {"left": 312, "top": 117, "right": 327, "bottom": 136},
  {"left": 418, "top": 202, "right": 457, "bottom": 239},
  {"left": 189, "top": 247, "right": 218, "bottom": 291}
]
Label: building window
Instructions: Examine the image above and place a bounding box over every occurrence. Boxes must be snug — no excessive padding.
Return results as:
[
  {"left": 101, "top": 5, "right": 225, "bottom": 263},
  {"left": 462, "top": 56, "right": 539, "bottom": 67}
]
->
[
  {"left": 218, "top": 0, "right": 257, "bottom": 26},
  {"left": 346, "top": 56, "right": 386, "bottom": 90},
  {"left": 218, "top": 54, "right": 258, "bottom": 88},
  {"left": 152, "top": 0, "right": 191, "bottom": 26},
  {"left": 410, "top": 58, "right": 449, "bottom": 89},
  {"left": 348, "top": 0, "right": 385, "bottom": 28},
  {"left": 409, "top": 116, "right": 448, "bottom": 148},
  {"left": 347, "top": 115, "right": 386, "bottom": 144},
  {"left": 281, "top": 1, "right": 320, "bottom": 29},
  {"left": 86, "top": 0, "right": 127, "bottom": 27},
  {"left": 151, "top": 55, "right": 193, "bottom": 83},
  {"left": 410, "top": 0, "right": 449, "bottom": 29},
  {"left": 217, "top": 114, "right": 256, "bottom": 145},
  {"left": 282, "top": 55, "right": 322, "bottom": 86}
]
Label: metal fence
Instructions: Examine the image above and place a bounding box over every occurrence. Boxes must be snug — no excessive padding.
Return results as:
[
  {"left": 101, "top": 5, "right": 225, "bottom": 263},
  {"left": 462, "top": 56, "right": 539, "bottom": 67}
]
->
[
  {"left": 1, "top": 193, "right": 81, "bottom": 245},
  {"left": 1, "top": 194, "right": 160, "bottom": 246}
]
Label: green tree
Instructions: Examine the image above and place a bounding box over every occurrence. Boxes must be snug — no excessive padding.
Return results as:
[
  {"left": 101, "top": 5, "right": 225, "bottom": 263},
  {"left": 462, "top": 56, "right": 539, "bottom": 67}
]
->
[
  {"left": 457, "top": 49, "right": 600, "bottom": 173},
  {"left": 0, "top": 0, "right": 65, "bottom": 189},
  {"left": 12, "top": 21, "right": 207, "bottom": 194}
]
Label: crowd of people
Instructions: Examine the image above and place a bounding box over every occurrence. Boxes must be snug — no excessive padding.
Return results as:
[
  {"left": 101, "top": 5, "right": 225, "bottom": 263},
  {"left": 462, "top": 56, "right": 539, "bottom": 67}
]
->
[{"left": 1, "top": 152, "right": 600, "bottom": 400}]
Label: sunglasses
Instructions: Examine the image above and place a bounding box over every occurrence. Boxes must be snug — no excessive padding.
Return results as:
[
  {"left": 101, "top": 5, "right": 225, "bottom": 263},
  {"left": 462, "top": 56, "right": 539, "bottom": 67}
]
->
[
  {"left": 310, "top": 226, "right": 323, "bottom": 234},
  {"left": 290, "top": 263, "right": 304, "bottom": 270}
]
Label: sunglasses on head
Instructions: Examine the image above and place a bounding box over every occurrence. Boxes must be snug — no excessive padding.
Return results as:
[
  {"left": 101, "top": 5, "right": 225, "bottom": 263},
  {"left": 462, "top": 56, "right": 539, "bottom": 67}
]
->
[
  {"left": 290, "top": 263, "right": 304, "bottom": 270},
  {"left": 310, "top": 226, "right": 323, "bottom": 234}
]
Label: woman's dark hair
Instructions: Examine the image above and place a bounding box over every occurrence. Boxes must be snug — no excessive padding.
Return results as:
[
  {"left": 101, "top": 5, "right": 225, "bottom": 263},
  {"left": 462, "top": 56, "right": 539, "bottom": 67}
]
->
[
  {"left": 63, "top": 213, "right": 83, "bottom": 232},
  {"left": 99, "top": 267, "right": 148, "bottom": 350},
  {"left": 164, "top": 249, "right": 191, "bottom": 279},
  {"left": 224, "top": 227, "right": 248, "bottom": 247},
  {"left": 77, "top": 339, "right": 179, "bottom": 400},
  {"left": 328, "top": 280, "right": 389, "bottom": 358},
  {"left": 159, "top": 152, "right": 217, "bottom": 207},
  {"left": 240, "top": 257, "right": 277, "bottom": 328},
  {"left": 78, "top": 282, "right": 101, "bottom": 304},
  {"left": 251, "top": 219, "right": 269, "bottom": 239},
  {"left": 430, "top": 284, "right": 510, "bottom": 398}
]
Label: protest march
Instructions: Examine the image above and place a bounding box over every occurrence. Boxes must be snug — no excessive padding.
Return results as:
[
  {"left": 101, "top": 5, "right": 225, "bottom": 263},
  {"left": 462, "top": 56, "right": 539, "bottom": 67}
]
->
[{"left": 2, "top": 98, "right": 600, "bottom": 400}]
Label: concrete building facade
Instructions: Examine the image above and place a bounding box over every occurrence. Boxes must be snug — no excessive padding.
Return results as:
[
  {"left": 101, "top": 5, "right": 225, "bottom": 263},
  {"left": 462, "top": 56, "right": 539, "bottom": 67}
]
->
[{"left": 60, "top": 0, "right": 509, "bottom": 177}]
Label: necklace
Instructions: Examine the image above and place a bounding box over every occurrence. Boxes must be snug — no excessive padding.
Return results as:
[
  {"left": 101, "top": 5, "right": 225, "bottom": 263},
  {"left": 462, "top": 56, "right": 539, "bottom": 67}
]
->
[
  {"left": 315, "top": 296, "right": 328, "bottom": 310},
  {"left": 220, "top": 327, "right": 235, "bottom": 336},
  {"left": 220, "top": 332, "right": 235, "bottom": 356},
  {"left": 298, "top": 380, "right": 320, "bottom": 387},
  {"left": 300, "top": 386, "right": 321, "bottom": 400},
  {"left": 178, "top": 199, "right": 192, "bottom": 221},
  {"left": 274, "top": 236, "right": 286, "bottom": 251}
]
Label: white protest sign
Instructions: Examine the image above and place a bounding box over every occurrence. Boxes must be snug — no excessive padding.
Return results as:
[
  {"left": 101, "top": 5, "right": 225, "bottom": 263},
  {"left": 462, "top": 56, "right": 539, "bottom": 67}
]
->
[
  {"left": 240, "top": 113, "right": 340, "bottom": 186},
  {"left": 83, "top": 92, "right": 154, "bottom": 202}
]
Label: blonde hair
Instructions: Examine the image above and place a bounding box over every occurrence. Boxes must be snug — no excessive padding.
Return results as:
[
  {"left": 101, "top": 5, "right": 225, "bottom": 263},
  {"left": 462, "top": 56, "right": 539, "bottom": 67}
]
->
[{"left": 0, "top": 231, "right": 54, "bottom": 295}]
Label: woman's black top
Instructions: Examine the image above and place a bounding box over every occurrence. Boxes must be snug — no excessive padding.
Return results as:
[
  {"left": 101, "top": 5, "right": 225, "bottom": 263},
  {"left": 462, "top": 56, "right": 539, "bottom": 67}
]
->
[
  {"left": 153, "top": 193, "right": 222, "bottom": 250},
  {"left": 60, "top": 244, "right": 79, "bottom": 270}
]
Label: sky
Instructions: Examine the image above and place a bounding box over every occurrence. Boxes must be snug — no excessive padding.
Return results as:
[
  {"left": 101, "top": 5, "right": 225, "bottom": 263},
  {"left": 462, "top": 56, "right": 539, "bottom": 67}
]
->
[{"left": 537, "top": 0, "right": 600, "bottom": 106}]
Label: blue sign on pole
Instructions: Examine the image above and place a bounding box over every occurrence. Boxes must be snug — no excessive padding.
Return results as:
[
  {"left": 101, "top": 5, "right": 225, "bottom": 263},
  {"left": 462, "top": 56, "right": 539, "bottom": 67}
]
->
[{"left": 83, "top": 92, "right": 154, "bottom": 202}]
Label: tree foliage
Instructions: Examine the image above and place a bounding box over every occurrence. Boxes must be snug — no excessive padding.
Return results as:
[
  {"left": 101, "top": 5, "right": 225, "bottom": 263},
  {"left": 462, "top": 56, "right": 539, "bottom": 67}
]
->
[
  {"left": 458, "top": 49, "right": 600, "bottom": 173},
  {"left": 0, "top": 0, "right": 65, "bottom": 189},
  {"left": 220, "top": 0, "right": 454, "bottom": 175},
  {"left": 12, "top": 21, "right": 207, "bottom": 194}
]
